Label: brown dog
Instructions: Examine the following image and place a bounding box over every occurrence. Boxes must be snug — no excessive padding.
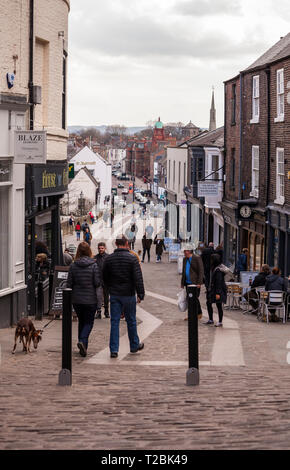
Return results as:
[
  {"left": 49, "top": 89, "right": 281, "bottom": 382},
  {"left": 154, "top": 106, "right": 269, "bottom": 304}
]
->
[{"left": 12, "top": 318, "right": 43, "bottom": 354}]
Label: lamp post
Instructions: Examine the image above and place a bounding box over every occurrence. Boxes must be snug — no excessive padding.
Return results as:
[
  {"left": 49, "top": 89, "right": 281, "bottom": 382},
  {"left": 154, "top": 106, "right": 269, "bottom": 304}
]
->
[{"left": 79, "top": 190, "right": 84, "bottom": 216}]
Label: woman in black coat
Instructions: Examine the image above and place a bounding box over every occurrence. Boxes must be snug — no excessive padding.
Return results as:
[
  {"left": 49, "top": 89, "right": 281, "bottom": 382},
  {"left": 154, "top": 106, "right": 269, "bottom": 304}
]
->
[
  {"left": 206, "top": 254, "right": 227, "bottom": 327},
  {"left": 154, "top": 235, "right": 166, "bottom": 263},
  {"left": 67, "top": 242, "right": 101, "bottom": 357}
]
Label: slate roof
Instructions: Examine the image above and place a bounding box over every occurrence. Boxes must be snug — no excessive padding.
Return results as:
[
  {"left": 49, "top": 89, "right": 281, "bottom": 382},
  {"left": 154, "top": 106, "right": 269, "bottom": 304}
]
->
[
  {"left": 187, "top": 126, "right": 224, "bottom": 148},
  {"left": 245, "top": 32, "right": 290, "bottom": 71}
]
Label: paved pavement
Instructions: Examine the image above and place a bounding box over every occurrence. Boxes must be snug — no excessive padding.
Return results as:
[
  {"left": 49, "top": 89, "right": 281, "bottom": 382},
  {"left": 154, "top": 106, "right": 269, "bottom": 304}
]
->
[{"left": 1, "top": 218, "right": 290, "bottom": 450}]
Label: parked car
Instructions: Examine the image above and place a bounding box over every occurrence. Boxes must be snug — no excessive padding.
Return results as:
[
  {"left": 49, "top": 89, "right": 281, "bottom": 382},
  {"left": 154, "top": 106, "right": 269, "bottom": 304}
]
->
[
  {"left": 118, "top": 183, "right": 125, "bottom": 188},
  {"left": 122, "top": 188, "right": 129, "bottom": 195}
]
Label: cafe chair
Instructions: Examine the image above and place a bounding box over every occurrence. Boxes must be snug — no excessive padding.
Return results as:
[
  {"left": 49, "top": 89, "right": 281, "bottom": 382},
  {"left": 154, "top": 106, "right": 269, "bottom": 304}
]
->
[{"left": 264, "top": 291, "right": 286, "bottom": 324}]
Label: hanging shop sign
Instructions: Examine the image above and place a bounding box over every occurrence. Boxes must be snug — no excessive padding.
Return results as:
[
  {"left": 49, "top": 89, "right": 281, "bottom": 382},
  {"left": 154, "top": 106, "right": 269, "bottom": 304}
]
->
[
  {"left": 197, "top": 181, "right": 219, "bottom": 197},
  {"left": 14, "top": 130, "right": 47, "bottom": 164},
  {"left": 33, "top": 162, "right": 69, "bottom": 197}
]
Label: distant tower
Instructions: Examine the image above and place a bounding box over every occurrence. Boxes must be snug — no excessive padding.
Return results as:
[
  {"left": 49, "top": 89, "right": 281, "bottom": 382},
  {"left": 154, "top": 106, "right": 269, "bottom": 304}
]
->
[{"left": 209, "top": 87, "right": 216, "bottom": 132}]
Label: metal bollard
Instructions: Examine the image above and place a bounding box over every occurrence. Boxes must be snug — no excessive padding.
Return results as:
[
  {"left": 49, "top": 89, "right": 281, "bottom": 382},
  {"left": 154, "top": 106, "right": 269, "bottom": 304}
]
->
[
  {"left": 186, "top": 284, "right": 200, "bottom": 386},
  {"left": 58, "top": 288, "right": 72, "bottom": 386}
]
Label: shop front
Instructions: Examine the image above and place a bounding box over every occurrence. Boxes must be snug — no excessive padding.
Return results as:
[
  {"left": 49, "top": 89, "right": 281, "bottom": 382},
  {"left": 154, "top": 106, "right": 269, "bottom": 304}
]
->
[
  {"left": 25, "top": 160, "right": 68, "bottom": 317},
  {"left": 221, "top": 202, "right": 238, "bottom": 269},
  {"left": 0, "top": 158, "right": 26, "bottom": 327},
  {"left": 267, "top": 206, "right": 290, "bottom": 276}
]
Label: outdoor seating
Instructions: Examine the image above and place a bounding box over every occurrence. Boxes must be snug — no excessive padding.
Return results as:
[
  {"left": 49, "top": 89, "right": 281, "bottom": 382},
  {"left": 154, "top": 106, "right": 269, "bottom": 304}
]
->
[
  {"left": 264, "top": 291, "right": 286, "bottom": 324},
  {"left": 225, "top": 282, "right": 242, "bottom": 310}
]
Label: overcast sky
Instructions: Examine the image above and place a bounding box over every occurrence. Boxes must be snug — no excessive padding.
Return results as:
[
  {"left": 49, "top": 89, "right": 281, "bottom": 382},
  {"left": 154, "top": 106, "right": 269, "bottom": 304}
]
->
[{"left": 68, "top": 0, "right": 290, "bottom": 128}]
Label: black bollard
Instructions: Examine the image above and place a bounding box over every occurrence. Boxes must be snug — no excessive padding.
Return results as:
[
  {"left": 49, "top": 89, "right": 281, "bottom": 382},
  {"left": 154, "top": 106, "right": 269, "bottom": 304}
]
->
[
  {"left": 58, "top": 288, "right": 72, "bottom": 386},
  {"left": 186, "top": 284, "right": 200, "bottom": 386}
]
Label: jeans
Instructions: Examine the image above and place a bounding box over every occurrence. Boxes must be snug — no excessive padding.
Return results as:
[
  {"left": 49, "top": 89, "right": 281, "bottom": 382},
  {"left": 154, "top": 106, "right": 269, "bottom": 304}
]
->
[
  {"left": 76, "top": 231, "right": 80, "bottom": 241},
  {"left": 73, "top": 303, "right": 97, "bottom": 349},
  {"left": 110, "top": 295, "right": 140, "bottom": 353}
]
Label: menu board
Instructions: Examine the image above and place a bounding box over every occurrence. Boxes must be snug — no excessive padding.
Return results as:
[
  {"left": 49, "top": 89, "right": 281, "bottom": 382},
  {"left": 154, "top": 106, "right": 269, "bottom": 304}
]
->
[{"left": 49, "top": 266, "right": 70, "bottom": 316}]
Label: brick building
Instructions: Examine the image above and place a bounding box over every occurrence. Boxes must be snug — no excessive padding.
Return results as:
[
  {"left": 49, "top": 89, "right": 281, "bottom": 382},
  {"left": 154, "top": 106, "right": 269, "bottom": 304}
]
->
[{"left": 222, "top": 33, "right": 290, "bottom": 275}]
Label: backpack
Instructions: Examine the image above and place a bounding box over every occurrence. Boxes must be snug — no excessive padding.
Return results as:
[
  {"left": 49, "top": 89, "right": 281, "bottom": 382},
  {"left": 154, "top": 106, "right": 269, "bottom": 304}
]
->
[{"left": 131, "top": 224, "right": 136, "bottom": 232}]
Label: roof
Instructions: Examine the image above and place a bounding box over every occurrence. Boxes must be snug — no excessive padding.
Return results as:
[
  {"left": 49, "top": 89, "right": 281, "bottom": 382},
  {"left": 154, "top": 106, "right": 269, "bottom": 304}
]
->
[
  {"left": 71, "top": 145, "right": 111, "bottom": 166},
  {"left": 187, "top": 126, "right": 224, "bottom": 148},
  {"left": 245, "top": 33, "right": 290, "bottom": 71},
  {"left": 184, "top": 120, "right": 198, "bottom": 129},
  {"left": 71, "top": 166, "right": 100, "bottom": 187},
  {"left": 155, "top": 117, "right": 164, "bottom": 129}
]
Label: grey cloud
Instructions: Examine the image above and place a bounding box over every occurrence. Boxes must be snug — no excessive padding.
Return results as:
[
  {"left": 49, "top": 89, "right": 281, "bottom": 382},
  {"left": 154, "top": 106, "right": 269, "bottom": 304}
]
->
[
  {"left": 175, "top": 0, "right": 242, "bottom": 16},
  {"left": 70, "top": 10, "right": 263, "bottom": 63}
]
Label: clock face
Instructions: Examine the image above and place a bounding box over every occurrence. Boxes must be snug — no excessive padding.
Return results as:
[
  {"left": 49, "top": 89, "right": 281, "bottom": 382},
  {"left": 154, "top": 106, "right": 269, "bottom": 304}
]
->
[{"left": 240, "top": 205, "right": 252, "bottom": 218}]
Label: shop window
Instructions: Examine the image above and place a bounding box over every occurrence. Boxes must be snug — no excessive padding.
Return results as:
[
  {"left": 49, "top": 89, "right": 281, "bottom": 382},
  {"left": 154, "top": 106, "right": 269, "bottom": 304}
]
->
[
  {"left": 0, "top": 186, "right": 10, "bottom": 290},
  {"left": 275, "top": 148, "right": 285, "bottom": 205}
]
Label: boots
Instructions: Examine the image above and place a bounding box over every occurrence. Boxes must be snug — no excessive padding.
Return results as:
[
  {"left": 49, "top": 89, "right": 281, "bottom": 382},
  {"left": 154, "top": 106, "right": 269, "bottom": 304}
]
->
[{"left": 104, "top": 308, "right": 110, "bottom": 318}]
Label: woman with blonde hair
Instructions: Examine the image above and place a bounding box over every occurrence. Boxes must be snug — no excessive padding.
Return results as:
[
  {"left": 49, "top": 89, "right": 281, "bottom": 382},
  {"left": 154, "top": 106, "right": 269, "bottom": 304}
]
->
[{"left": 67, "top": 242, "right": 101, "bottom": 357}]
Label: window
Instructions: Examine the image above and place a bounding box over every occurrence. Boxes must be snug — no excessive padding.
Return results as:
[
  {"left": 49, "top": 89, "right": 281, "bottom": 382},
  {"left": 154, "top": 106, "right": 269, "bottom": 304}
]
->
[
  {"left": 275, "top": 69, "right": 284, "bottom": 122},
  {"left": 184, "top": 162, "right": 186, "bottom": 189},
  {"left": 178, "top": 161, "right": 181, "bottom": 192},
  {"left": 62, "top": 51, "right": 67, "bottom": 130},
  {"left": 231, "top": 84, "right": 236, "bottom": 125},
  {"left": 168, "top": 160, "right": 171, "bottom": 187},
  {"left": 250, "top": 146, "right": 259, "bottom": 198},
  {"left": 0, "top": 159, "right": 12, "bottom": 291},
  {"left": 212, "top": 155, "right": 219, "bottom": 180},
  {"left": 275, "top": 148, "right": 285, "bottom": 204},
  {"left": 251, "top": 75, "right": 259, "bottom": 123},
  {"left": 230, "top": 149, "right": 235, "bottom": 190},
  {"left": 173, "top": 161, "right": 175, "bottom": 189}
]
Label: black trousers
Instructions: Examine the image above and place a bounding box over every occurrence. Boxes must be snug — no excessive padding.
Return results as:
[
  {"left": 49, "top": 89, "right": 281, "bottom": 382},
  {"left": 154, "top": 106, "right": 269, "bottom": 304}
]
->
[
  {"left": 142, "top": 248, "right": 151, "bottom": 262},
  {"left": 206, "top": 300, "right": 223, "bottom": 323}
]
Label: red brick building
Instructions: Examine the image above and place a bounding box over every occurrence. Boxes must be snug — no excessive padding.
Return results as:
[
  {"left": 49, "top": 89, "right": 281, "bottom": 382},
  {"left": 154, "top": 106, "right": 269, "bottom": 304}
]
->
[{"left": 222, "top": 33, "right": 290, "bottom": 275}]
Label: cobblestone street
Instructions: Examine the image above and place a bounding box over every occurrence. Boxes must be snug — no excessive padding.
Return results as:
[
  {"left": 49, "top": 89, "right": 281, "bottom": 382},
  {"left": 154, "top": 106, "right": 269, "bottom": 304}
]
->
[{"left": 1, "top": 227, "right": 290, "bottom": 450}]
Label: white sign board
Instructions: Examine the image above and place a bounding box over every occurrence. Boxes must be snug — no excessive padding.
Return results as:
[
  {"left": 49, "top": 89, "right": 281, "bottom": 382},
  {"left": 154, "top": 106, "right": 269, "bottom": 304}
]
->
[
  {"left": 197, "top": 181, "right": 219, "bottom": 197},
  {"left": 14, "top": 131, "right": 47, "bottom": 164}
]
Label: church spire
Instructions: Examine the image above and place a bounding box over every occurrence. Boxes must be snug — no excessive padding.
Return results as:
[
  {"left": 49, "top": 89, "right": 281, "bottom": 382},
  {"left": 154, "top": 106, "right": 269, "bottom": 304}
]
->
[{"left": 209, "top": 86, "right": 216, "bottom": 132}]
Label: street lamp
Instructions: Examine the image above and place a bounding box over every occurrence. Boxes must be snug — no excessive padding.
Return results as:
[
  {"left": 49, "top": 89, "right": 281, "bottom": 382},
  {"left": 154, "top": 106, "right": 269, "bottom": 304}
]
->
[{"left": 79, "top": 190, "right": 84, "bottom": 216}]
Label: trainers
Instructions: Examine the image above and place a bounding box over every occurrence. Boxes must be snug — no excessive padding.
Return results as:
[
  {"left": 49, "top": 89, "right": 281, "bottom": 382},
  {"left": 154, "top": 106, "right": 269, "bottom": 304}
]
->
[
  {"left": 77, "top": 342, "right": 87, "bottom": 357},
  {"left": 204, "top": 320, "right": 214, "bottom": 325},
  {"left": 215, "top": 322, "right": 223, "bottom": 327},
  {"left": 130, "top": 342, "right": 144, "bottom": 354},
  {"left": 110, "top": 352, "right": 118, "bottom": 358}
]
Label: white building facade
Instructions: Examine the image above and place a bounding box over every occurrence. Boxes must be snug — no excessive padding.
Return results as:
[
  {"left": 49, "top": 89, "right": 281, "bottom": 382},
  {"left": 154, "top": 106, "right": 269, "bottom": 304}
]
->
[{"left": 70, "top": 146, "right": 112, "bottom": 211}]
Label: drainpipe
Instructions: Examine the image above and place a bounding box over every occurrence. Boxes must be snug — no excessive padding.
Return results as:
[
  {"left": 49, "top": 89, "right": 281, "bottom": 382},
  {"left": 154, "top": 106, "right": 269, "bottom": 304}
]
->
[
  {"left": 237, "top": 72, "right": 243, "bottom": 261},
  {"left": 26, "top": 0, "right": 36, "bottom": 316},
  {"left": 265, "top": 67, "right": 271, "bottom": 264}
]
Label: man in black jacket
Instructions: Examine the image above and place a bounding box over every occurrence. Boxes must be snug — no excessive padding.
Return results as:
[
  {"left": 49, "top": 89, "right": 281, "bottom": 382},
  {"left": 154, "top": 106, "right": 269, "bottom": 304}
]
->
[
  {"left": 103, "top": 235, "right": 145, "bottom": 358},
  {"left": 94, "top": 242, "right": 110, "bottom": 319}
]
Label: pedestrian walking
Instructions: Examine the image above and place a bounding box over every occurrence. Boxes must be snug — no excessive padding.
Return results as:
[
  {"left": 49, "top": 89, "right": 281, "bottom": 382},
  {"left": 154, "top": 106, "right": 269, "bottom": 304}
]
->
[
  {"left": 102, "top": 235, "right": 145, "bottom": 358},
  {"left": 69, "top": 214, "right": 75, "bottom": 233},
  {"left": 181, "top": 245, "right": 204, "bottom": 320},
  {"left": 145, "top": 223, "right": 154, "bottom": 238},
  {"left": 235, "top": 248, "right": 248, "bottom": 279},
  {"left": 75, "top": 220, "right": 81, "bottom": 241},
  {"left": 66, "top": 242, "right": 101, "bottom": 357},
  {"left": 83, "top": 227, "right": 92, "bottom": 246},
  {"left": 201, "top": 243, "right": 215, "bottom": 289},
  {"left": 94, "top": 242, "right": 110, "bottom": 319},
  {"left": 81, "top": 219, "right": 89, "bottom": 233},
  {"left": 205, "top": 254, "right": 228, "bottom": 327},
  {"left": 142, "top": 233, "right": 152, "bottom": 263},
  {"left": 215, "top": 242, "right": 224, "bottom": 263},
  {"left": 154, "top": 235, "right": 166, "bottom": 262}
]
